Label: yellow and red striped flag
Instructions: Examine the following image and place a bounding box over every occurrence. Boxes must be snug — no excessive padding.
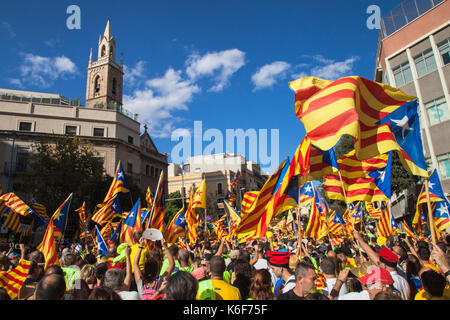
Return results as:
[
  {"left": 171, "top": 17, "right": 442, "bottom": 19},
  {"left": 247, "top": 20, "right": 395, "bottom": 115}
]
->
[
  {"left": 366, "top": 202, "right": 383, "bottom": 219},
  {"left": 1, "top": 208, "right": 21, "bottom": 233},
  {"left": 120, "top": 199, "right": 141, "bottom": 245},
  {"left": 99, "top": 161, "right": 129, "bottom": 207},
  {"left": 165, "top": 207, "right": 186, "bottom": 244},
  {"left": 75, "top": 202, "right": 86, "bottom": 226},
  {"left": 323, "top": 150, "right": 389, "bottom": 203},
  {"left": 376, "top": 204, "right": 393, "bottom": 238},
  {"left": 289, "top": 76, "right": 417, "bottom": 160},
  {"left": 100, "top": 222, "right": 113, "bottom": 242},
  {"left": 241, "top": 191, "right": 259, "bottom": 213},
  {"left": 30, "top": 202, "right": 49, "bottom": 221},
  {"left": 92, "top": 195, "right": 120, "bottom": 226},
  {"left": 185, "top": 191, "right": 198, "bottom": 245},
  {"left": 148, "top": 171, "right": 165, "bottom": 232},
  {"left": 234, "top": 161, "right": 286, "bottom": 240},
  {"left": 304, "top": 196, "right": 324, "bottom": 240},
  {"left": 291, "top": 136, "right": 311, "bottom": 176},
  {"left": 146, "top": 187, "right": 154, "bottom": 209},
  {"left": 0, "top": 259, "right": 31, "bottom": 299},
  {"left": 403, "top": 222, "right": 416, "bottom": 240},
  {"left": 39, "top": 218, "right": 60, "bottom": 269},
  {"left": 0, "top": 193, "right": 33, "bottom": 216}
]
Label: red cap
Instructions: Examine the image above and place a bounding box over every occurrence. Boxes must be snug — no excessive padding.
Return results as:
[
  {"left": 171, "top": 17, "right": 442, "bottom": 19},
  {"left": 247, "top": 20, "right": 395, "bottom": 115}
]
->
[
  {"left": 267, "top": 250, "right": 290, "bottom": 268},
  {"left": 378, "top": 247, "right": 398, "bottom": 267},
  {"left": 358, "top": 267, "right": 394, "bottom": 285}
]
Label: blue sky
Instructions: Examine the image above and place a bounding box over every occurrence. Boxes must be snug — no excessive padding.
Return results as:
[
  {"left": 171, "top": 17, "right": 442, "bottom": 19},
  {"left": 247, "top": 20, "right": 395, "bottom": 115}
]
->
[{"left": 0, "top": 0, "right": 403, "bottom": 173}]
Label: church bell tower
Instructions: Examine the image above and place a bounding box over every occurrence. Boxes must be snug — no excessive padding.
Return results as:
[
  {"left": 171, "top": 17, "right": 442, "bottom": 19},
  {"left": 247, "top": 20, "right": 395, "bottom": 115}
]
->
[{"left": 85, "top": 19, "right": 124, "bottom": 109}]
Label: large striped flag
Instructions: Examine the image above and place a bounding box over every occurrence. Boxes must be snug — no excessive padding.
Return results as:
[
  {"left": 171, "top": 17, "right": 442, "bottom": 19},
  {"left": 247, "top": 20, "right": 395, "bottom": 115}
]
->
[
  {"left": 366, "top": 202, "right": 383, "bottom": 219},
  {"left": 52, "top": 193, "right": 73, "bottom": 238},
  {"left": 0, "top": 193, "right": 33, "bottom": 216},
  {"left": 39, "top": 218, "right": 60, "bottom": 269},
  {"left": 223, "top": 200, "right": 241, "bottom": 240},
  {"left": 323, "top": 150, "right": 389, "bottom": 203},
  {"left": 192, "top": 178, "right": 206, "bottom": 209},
  {"left": 291, "top": 136, "right": 312, "bottom": 177},
  {"left": 120, "top": 199, "right": 141, "bottom": 245},
  {"left": 212, "top": 213, "right": 229, "bottom": 240},
  {"left": 1, "top": 207, "right": 21, "bottom": 233},
  {"left": 92, "top": 195, "right": 121, "bottom": 226},
  {"left": 165, "top": 207, "right": 186, "bottom": 244},
  {"left": 416, "top": 169, "right": 448, "bottom": 205},
  {"left": 403, "top": 222, "right": 416, "bottom": 240},
  {"left": 185, "top": 191, "right": 199, "bottom": 245},
  {"left": 234, "top": 160, "right": 287, "bottom": 240},
  {"left": 368, "top": 151, "right": 393, "bottom": 199},
  {"left": 376, "top": 204, "right": 393, "bottom": 238},
  {"left": 241, "top": 191, "right": 259, "bottom": 213},
  {"left": 288, "top": 76, "right": 423, "bottom": 175},
  {"left": 433, "top": 201, "right": 450, "bottom": 234},
  {"left": 148, "top": 171, "right": 165, "bottom": 232},
  {"left": 99, "top": 161, "right": 129, "bottom": 207},
  {"left": 100, "top": 222, "right": 114, "bottom": 242},
  {"left": 0, "top": 259, "right": 31, "bottom": 300}
]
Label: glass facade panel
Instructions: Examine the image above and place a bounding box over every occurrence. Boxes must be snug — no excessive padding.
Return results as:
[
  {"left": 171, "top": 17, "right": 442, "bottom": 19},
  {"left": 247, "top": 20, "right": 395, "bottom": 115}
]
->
[
  {"left": 402, "top": 0, "right": 419, "bottom": 22},
  {"left": 416, "top": 0, "right": 433, "bottom": 15},
  {"left": 437, "top": 154, "right": 450, "bottom": 179}
]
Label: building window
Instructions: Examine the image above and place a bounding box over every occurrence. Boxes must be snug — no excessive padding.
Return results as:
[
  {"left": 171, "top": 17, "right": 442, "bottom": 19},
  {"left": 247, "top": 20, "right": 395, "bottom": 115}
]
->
[
  {"left": 101, "top": 45, "right": 106, "bottom": 57},
  {"left": 146, "top": 165, "right": 150, "bottom": 176},
  {"left": 112, "top": 78, "right": 117, "bottom": 95},
  {"left": 18, "top": 121, "right": 32, "bottom": 132},
  {"left": 438, "top": 38, "right": 450, "bottom": 66},
  {"left": 217, "top": 183, "right": 223, "bottom": 195},
  {"left": 414, "top": 49, "right": 437, "bottom": 78},
  {"left": 65, "top": 125, "right": 78, "bottom": 135},
  {"left": 383, "top": 73, "right": 390, "bottom": 86},
  {"left": 425, "top": 97, "right": 450, "bottom": 126},
  {"left": 94, "top": 75, "right": 101, "bottom": 93},
  {"left": 392, "top": 62, "right": 413, "bottom": 87},
  {"left": 437, "top": 153, "right": 450, "bottom": 179},
  {"left": 128, "top": 136, "right": 134, "bottom": 144},
  {"left": 126, "top": 162, "right": 133, "bottom": 174},
  {"left": 93, "top": 128, "right": 105, "bottom": 137},
  {"left": 150, "top": 166, "right": 154, "bottom": 177},
  {"left": 16, "top": 152, "right": 28, "bottom": 172}
]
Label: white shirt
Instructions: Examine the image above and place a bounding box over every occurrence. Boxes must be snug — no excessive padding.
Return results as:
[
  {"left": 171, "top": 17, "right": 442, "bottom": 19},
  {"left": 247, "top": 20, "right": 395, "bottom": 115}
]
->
[
  {"left": 119, "top": 291, "right": 140, "bottom": 300},
  {"left": 390, "top": 270, "right": 410, "bottom": 300},
  {"left": 282, "top": 275, "right": 296, "bottom": 294},
  {"left": 337, "top": 290, "right": 370, "bottom": 300},
  {"left": 323, "top": 277, "right": 348, "bottom": 297}
]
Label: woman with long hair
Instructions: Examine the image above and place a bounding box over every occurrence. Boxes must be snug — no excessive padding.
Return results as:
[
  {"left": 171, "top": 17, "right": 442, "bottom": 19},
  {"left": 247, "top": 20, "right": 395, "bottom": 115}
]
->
[{"left": 249, "top": 269, "right": 273, "bottom": 300}]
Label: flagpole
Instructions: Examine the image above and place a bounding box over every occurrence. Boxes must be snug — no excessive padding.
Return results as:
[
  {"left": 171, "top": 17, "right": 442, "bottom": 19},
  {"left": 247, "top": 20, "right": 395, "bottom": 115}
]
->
[
  {"left": 147, "top": 171, "right": 163, "bottom": 230},
  {"left": 424, "top": 176, "right": 437, "bottom": 245},
  {"left": 297, "top": 174, "right": 306, "bottom": 260}
]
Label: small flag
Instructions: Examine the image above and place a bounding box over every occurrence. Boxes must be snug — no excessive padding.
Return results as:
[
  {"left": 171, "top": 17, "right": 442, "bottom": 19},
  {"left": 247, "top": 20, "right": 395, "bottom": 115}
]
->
[
  {"left": 39, "top": 218, "right": 60, "bottom": 269},
  {"left": 96, "top": 225, "right": 108, "bottom": 256}
]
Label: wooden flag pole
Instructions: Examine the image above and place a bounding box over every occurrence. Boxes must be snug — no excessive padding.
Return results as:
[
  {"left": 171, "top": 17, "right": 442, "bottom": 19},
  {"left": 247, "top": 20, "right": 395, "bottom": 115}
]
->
[
  {"left": 297, "top": 175, "right": 306, "bottom": 261},
  {"left": 147, "top": 171, "right": 163, "bottom": 230},
  {"left": 424, "top": 177, "right": 437, "bottom": 245}
]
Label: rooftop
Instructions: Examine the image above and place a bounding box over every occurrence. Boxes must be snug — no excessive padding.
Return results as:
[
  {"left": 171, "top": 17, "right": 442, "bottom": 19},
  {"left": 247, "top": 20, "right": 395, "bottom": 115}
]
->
[{"left": 381, "top": 0, "right": 446, "bottom": 39}]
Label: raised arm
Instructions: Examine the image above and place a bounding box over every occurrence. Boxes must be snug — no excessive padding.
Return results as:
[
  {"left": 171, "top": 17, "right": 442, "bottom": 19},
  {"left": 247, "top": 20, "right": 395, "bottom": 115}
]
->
[
  {"left": 353, "top": 230, "right": 380, "bottom": 265},
  {"left": 161, "top": 239, "right": 174, "bottom": 279},
  {"left": 123, "top": 245, "right": 132, "bottom": 291},
  {"left": 215, "top": 238, "right": 225, "bottom": 257},
  {"left": 133, "top": 237, "right": 145, "bottom": 286}
]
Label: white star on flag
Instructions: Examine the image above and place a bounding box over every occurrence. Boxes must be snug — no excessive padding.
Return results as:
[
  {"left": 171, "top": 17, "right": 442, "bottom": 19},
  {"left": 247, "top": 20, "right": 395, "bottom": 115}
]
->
[
  {"left": 392, "top": 115, "right": 412, "bottom": 138},
  {"left": 304, "top": 184, "right": 313, "bottom": 194},
  {"left": 118, "top": 172, "right": 124, "bottom": 179},
  {"left": 428, "top": 181, "right": 435, "bottom": 190},
  {"left": 437, "top": 203, "right": 449, "bottom": 216}
]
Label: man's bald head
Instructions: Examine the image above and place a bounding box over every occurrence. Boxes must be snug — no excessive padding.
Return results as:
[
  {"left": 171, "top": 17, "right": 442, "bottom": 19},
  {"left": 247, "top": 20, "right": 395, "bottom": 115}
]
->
[
  {"left": 35, "top": 274, "right": 66, "bottom": 300},
  {"left": 178, "top": 249, "right": 190, "bottom": 263}
]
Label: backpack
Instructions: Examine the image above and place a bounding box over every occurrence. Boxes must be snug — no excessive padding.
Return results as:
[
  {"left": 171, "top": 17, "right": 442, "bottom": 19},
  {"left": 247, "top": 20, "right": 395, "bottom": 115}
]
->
[{"left": 141, "top": 277, "right": 162, "bottom": 300}]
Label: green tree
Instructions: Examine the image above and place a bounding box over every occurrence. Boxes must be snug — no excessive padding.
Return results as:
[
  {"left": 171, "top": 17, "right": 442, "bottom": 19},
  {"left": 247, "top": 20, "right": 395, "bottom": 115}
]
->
[{"left": 164, "top": 191, "right": 184, "bottom": 224}]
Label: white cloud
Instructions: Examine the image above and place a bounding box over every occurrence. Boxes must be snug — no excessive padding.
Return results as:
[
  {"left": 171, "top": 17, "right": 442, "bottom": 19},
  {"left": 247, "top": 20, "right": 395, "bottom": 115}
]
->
[
  {"left": 18, "top": 53, "right": 78, "bottom": 87},
  {"left": 251, "top": 61, "right": 291, "bottom": 91},
  {"left": 123, "top": 60, "right": 146, "bottom": 87},
  {"left": 186, "top": 49, "right": 245, "bottom": 92},
  {"left": 291, "top": 55, "right": 359, "bottom": 81},
  {"left": 123, "top": 68, "right": 200, "bottom": 138},
  {"left": 7, "top": 78, "right": 23, "bottom": 88},
  {"left": 1, "top": 21, "right": 16, "bottom": 38}
]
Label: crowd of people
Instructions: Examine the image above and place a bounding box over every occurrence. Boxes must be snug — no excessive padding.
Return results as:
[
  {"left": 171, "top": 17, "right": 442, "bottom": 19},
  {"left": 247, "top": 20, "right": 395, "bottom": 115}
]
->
[{"left": 0, "top": 228, "right": 449, "bottom": 300}]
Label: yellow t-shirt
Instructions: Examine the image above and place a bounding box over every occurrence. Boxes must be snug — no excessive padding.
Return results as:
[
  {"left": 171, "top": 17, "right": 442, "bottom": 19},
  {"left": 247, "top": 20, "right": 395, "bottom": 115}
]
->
[
  {"left": 129, "top": 244, "right": 148, "bottom": 273},
  {"left": 196, "top": 279, "right": 242, "bottom": 300}
]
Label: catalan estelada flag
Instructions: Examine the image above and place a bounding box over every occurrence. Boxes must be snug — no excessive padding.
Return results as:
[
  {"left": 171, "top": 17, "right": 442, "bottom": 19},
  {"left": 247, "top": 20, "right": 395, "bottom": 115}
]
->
[
  {"left": 289, "top": 76, "right": 417, "bottom": 161},
  {"left": 148, "top": 171, "right": 165, "bottom": 232},
  {"left": 416, "top": 169, "right": 448, "bottom": 205},
  {"left": 99, "top": 160, "right": 129, "bottom": 207},
  {"left": 307, "top": 144, "right": 339, "bottom": 181},
  {"left": 39, "top": 217, "right": 60, "bottom": 269},
  {"left": 96, "top": 225, "right": 108, "bottom": 256},
  {"left": 234, "top": 160, "right": 286, "bottom": 240},
  {"left": 291, "top": 136, "right": 311, "bottom": 176},
  {"left": 403, "top": 222, "right": 416, "bottom": 240},
  {"left": 304, "top": 196, "right": 324, "bottom": 240},
  {"left": 212, "top": 213, "right": 229, "bottom": 240},
  {"left": 224, "top": 190, "right": 236, "bottom": 202},
  {"left": 146, "top": 187, "right": 154, "bottom": 209},
  {"left": 299, "top": 181, "right": 315, "bottom": 207},
  {"left": 433, "top": 201, "right": 450, "bottom": 234},
  {"left": 165, "top": 207, "right": 186, "bottom": 244},
  {"left": 120, "top": 199, "right": 141, "bottom": 245},
  {"left": 328, "top": 210, "right": 346, "bottom": 235},
  {"left": 52, "top": 193, "right": 73, "bottom": 238},
  {"left": 1, "top": 207, "right": 21, "bottom": 233},
  {"left": 92, "top": 195, "right": 119, "bottom": 226},
  {"left": 75, "top": 202, "right": 86, "bottom": 226},
  {"left": 99, "top": 222, "right": 114, "bottom": 243},
  {"left": 323, "top": 150, "right": 389, "bottom": 203},
  {"left": 366, "top": 202, "right": 382, "bottom": 219},
  {"left": 0, "top": 258, "right": 30, "bottom": 300},
  {"left": 0, "top": 193, "right": 33, "bottom": 216},
  {"left": 241, "top": 191, "right": 259, "bottom": 213},
  {"left": 192, "top": 178, "right": 206, "bottom": 209},
  {"left": 30, "top": 201, "right": 49, "bottom": 221}
]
